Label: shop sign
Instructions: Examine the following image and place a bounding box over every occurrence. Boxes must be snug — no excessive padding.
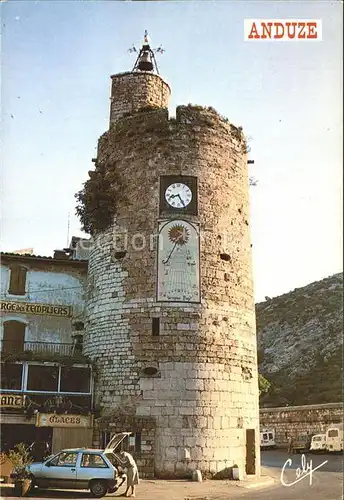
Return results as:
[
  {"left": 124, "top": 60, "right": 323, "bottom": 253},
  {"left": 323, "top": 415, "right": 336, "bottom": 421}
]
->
[
  {"left": 0, "top": 394, "right": 24, "bottom": 408},
  {"left": 36, "top": 413, "right": 92, "bottom": 428},
  {"left": 0, "top": 300, "right": 71, "bottom": 317}
]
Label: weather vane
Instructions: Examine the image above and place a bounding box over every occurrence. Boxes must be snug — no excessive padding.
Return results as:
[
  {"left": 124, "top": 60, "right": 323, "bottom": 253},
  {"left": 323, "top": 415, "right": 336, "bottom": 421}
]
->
[{"left": 128, "top": 30, "right": 165, "bottom": 74}]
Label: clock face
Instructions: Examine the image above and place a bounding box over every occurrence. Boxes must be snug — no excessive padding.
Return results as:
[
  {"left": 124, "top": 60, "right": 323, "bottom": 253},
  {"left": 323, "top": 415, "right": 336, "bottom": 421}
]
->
[
  {"left": 157, "top": 220, "right": 200, "bottom": 303},
  {"left": 160, "top": 176, "right": 197, "bottom": 215},
  {"left": 165, "top": 183, "right": 192, "bottom": 209}
]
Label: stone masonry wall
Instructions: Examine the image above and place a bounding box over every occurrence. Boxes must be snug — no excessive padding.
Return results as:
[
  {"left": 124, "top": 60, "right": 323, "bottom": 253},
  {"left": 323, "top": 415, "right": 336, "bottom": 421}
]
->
[
  {"left": 84, "top": 73, "right": 259, "bottom": 479},
  {"left": 93, "top": 414, "right": 156, "bottom": 478},
  {"left": 260, "top": 403, "right": 343, "bottom": 446},
  {"left": 109, "top": 71, "right": 170, "bottom": 124}
]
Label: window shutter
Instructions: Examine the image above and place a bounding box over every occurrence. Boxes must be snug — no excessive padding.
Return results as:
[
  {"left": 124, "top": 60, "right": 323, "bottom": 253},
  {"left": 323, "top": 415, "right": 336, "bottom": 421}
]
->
[
  {"left": 17, "top": 267, "right": 27, "bottom": 294},
  {"left": 3, "top": 321, "right": 26, "bottom": 353},
  {"left": 8, "top": 266, "right": 27, "bottom": 295},
  {"left": 8, "top": 267, "right": 19, "bottom": 294}
]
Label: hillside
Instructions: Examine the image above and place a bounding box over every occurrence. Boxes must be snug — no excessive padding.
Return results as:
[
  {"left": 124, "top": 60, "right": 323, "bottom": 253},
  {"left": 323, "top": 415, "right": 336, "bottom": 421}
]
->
[{"left": 256, "top": 272, "right": 343, "bottom": 407}]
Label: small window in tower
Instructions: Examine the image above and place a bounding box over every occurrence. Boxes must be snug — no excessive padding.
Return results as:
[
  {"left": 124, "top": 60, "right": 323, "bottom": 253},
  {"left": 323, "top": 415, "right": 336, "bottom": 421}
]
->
[
  {"left": 142, "top": 366, "right": 158, "bottom": 376},
  {"left": 152, "top": 318, "right": 160, "bottom": 336},
  {"left": 8, "top": 266, "right": 27, "bottom": 295},
  {"left": 220, "top": 253, "right": 231, "bottom": 262},
  {"left": 114, "top": 251, "right": 127, "bottom": 259}
]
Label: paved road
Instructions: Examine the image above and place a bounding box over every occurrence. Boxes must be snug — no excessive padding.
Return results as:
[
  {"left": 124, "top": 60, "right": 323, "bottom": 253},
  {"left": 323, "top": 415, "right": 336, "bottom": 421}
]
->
[
  {"left": 262, "top": 448, "right": 343, "bottom": 473},
  {"left": 249, "top": 449, "right": 344, "bottom": 500},
  {"left": 1, "top": 450, "right": 342, "bottom": 500}
]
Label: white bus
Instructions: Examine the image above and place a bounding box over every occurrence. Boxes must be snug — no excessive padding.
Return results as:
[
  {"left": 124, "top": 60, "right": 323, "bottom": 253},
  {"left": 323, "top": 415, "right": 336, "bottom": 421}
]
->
[{"left": 326, "top": 423, "right": 343, "bottom": 452}]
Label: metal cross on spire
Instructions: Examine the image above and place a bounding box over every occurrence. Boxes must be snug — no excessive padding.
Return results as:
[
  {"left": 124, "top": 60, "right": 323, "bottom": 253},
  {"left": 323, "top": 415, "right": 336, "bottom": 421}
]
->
[{"left": 128, "top": 30, "right": 165, "bottom": 74}]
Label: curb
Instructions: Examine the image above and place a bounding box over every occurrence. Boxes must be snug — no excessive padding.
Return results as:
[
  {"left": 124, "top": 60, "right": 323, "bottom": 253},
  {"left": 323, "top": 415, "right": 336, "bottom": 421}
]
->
[
  {"left": 184, "top": 497, "right": 211, "bottom": 500},
  {"left": 241, "top": 476, "right": 276, "bottom": 489}
]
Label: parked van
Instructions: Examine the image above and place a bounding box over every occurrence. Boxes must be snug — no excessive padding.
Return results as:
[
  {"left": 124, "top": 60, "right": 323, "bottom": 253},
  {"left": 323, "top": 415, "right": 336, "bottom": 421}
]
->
[
  {"left": 260, "top": 429, "right": 276, "bottom": 449},
  {"left": 310, "top": 434, "right": 327, "bottom": 452},
  {"left": 326, "top": 423, "right": 343, "bottom": 452}
]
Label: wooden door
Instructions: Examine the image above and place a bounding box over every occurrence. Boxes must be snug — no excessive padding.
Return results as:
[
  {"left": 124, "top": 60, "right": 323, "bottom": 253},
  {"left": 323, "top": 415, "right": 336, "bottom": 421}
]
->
[
  {"left": 52, "top": 428, "right": 93, "bottom": 454},
  {"left": 245, "top": 429, "right": 256, "bottom": 475}
]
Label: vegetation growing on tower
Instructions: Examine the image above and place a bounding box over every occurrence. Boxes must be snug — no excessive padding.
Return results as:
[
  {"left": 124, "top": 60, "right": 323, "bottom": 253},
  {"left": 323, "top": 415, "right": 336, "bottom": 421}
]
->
[{"left": 75, "top": 162, "right": 126, "bottom": 235}]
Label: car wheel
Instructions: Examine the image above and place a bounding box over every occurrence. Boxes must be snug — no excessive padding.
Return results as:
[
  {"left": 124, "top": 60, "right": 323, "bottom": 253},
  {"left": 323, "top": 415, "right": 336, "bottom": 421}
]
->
[{"left": 89, "top": 479, "right": 108, "bottom": 498}]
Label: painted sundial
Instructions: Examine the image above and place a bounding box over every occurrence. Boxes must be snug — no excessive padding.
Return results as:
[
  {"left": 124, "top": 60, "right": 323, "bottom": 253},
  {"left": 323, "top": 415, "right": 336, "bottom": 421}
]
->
[{"left": 157, "top": 220, "right": 200, "bottom": 302}]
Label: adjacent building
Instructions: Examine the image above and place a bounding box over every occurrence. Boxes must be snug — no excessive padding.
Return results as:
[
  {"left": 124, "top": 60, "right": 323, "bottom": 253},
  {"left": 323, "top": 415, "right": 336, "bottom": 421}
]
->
[{"left": 0, "top": 242, "right": 93, "bottom": 454}]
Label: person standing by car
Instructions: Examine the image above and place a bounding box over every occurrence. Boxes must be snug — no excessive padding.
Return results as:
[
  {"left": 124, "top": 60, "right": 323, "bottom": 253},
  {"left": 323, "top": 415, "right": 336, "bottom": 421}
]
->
[
  {"left": 118, "top": 450, "right": 139, "bottom": 497},
  {"left": 288, "top": 436, "right": 294, "bottom": 455}
]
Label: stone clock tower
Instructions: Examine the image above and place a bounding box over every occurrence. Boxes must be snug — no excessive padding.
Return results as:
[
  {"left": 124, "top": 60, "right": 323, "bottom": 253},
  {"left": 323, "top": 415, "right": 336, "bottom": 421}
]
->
[{"left": 83, "top": 33, "right": 260, "bottom": 479}]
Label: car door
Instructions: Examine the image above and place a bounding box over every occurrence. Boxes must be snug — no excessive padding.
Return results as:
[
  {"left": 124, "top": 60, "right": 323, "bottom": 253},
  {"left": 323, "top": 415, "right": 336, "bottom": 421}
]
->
[
  {"left": 37, "top": 451, "right": 79, "bottom": 489},
  {"left": 77, "top": 452, "right": 112, "bottom": 488}
]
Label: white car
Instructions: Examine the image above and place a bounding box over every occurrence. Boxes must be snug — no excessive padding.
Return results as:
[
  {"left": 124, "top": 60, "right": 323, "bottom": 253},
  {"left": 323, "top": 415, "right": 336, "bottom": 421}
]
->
[
  {"left": 27, "top": 432, "right": 130, "bottom": 498},
  {"left": 310, "top": 434, "right": 327, "bottom": 452}
]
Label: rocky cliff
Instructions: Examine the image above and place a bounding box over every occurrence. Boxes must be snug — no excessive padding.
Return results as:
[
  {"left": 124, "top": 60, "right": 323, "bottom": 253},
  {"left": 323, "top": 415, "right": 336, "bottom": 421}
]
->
[{"left": 256, "top": 272, "right": 343, "bottom": 407}]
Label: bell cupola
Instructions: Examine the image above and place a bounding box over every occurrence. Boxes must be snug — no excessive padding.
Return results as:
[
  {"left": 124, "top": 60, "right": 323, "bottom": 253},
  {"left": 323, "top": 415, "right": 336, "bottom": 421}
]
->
[{"left": 109, "top": 31, "right": 170, "bottom": 125}]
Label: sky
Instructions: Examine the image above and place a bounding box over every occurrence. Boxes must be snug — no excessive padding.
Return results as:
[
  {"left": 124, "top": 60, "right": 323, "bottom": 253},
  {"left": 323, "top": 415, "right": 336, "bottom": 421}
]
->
[{"left": 1, "top": 0, "right": 343, "bottom": 302}]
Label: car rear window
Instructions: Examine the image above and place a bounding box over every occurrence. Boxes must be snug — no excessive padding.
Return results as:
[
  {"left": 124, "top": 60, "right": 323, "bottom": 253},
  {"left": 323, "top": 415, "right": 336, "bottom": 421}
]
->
[{"left": 81, "top": 453, "right": 108, "bottom": 468}]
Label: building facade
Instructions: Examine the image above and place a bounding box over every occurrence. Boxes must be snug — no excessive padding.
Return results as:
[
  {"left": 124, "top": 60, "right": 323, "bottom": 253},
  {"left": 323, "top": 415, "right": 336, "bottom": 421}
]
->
[
  {"left": 0, "top": 246, "right": 94, "bottom": 455},
  {"left": 83, "top": 36, "right": 260, "bottom": 479}
]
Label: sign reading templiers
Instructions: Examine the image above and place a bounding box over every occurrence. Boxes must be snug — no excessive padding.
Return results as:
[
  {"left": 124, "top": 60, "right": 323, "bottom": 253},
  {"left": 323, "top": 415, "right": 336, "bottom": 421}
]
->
[
  {"left": 36, "top": 413, "right": 93, "bottom": 428},
  {"left": 0, "top": 300, "right": 72, "bottom": 317}
]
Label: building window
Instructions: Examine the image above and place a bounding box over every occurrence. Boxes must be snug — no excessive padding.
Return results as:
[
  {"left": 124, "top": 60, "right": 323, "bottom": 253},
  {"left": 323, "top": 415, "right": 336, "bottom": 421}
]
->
[
  {"left": 135, "top": 432, "right": 142, "bottom": 453},
  {"left": 8, "top": 266, "right": 27, "bottom": 295},
  {"left": 0, "top": 363, "right": 23, "bottom": 390},
  {"left": 60, "top": 366, "right": 91, "bottom": 393},
  {"left": 2, "top": 321, "right": 26, "bottom": 353},
  {"left": 101, "top": 431, "right": 111, "bottom": 450},
  {"left": 27, "top": 365, "right": 59, "bottom": 392}
]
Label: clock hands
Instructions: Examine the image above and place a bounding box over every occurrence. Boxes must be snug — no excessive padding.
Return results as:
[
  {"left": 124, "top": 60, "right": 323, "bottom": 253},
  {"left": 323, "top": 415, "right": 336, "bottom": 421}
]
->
[
  {"left": 177, "top": 194, "right": 185, "bottom": 207},
  {"left": 167, "top": 193, "right": 185, "bottom": 207}
]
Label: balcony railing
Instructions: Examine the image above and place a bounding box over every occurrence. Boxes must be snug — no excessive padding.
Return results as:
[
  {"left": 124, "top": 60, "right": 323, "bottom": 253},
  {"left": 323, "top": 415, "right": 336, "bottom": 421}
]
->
[{"left": 0, "top": 340, "right": 82, "bottom": 358}]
